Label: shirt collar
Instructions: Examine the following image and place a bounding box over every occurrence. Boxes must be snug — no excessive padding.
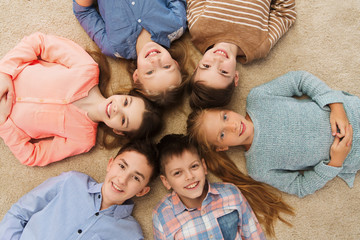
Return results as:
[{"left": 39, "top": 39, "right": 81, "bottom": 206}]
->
[
  {"left": 88, "top": 182, "right": 135, "bottom": 219},
  {"left": 171, "top": 181, "right": 220, "bottom": 215}
]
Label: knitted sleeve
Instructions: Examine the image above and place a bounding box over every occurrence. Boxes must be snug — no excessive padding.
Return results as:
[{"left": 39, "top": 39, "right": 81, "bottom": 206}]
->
[{"left": 250, "top": 70, "right": 345, "bottom": 108}]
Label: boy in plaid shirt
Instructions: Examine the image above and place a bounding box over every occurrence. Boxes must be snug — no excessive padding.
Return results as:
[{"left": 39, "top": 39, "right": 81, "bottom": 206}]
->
[{"left": 153, "top": 134, "right": 265, "bottom": 240}]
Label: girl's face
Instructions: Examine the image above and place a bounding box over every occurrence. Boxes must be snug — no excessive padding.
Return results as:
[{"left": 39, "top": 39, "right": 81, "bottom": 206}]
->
[
  {"left": 201, "top": 109, "right": 254, "bottom": 151},
  {"left": 160, "top": 150, "right": 208, "bottom": 209},
  {"left": 194, "top": 42, "right": 239, "bottom": 89},
  {"left": 134, "top": 42, "right": 182, "bottom": 94},
  {"left": 100, "top": 95, "right": 145, "bottom": 135}
]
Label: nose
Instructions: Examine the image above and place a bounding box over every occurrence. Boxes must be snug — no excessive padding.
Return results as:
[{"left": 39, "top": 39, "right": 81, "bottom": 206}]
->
[
  {"left": 224, "top": 121, "right": 237, "bottom": 132},
  {"left": 185, "top": 170, "right": 195, "bottom": 181},
  {"left": 149, "top": 57, "right": 160, "bottom": 66},
  {"left": 117, "top": 174, "right": 128, "bottom": 186}
]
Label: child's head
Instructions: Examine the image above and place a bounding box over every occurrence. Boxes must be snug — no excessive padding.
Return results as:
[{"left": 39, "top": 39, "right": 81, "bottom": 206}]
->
[
  {"left": 130, "top": 41, "right": 189, "bottom": 108},
  {"left": 188, "top": 43, "right": 239, "bottom": 109},
  {"left": 157, "top": 134, "right": 208, "bottom": 208},
  {"left": 101, "top": 140, "right": 159, "bottom": 210},
  {"left": 187, "top": 108, "right": 253, "bottom": 151},
  {"left": 103, "top": 90, "right": 162, "bottom": 140}
]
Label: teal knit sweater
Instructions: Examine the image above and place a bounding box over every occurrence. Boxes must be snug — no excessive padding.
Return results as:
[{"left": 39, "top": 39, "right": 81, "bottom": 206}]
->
[{"left": 245, "top": 71, "right": 360, "bottom": 197}]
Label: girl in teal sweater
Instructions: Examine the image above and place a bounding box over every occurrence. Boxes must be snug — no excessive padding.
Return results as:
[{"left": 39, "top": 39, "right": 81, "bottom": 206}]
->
[{"left": 187, "top": 71, "right": 357, "bottom": 198}]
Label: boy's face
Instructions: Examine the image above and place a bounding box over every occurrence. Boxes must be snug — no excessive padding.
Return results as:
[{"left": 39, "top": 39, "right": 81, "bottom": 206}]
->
[
  {"left": 160, "top": 149, "right": 208, "bottom": 208},
  {"left": 101, "top": 150, "right": 152, "bottom": 210}
]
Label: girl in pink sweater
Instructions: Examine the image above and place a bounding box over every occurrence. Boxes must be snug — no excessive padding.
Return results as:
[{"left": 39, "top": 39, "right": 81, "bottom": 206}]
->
[{"left": 0, "top": 32, "right": 161, "bottom": 166}]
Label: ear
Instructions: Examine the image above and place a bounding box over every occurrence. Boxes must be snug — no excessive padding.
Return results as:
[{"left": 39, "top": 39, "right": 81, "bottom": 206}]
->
[
  {"left": 132, "top": 69, "right": 139, "bottom": 83},
  {"left": 201, "top": 158, "right": 208, "bottom": 175},
  {"left": 160, "top": 175, "right": 172, "bottom": 190},
  {"left": 113, "top": 129, "right": 125, "bottom": 136},
  {"left": 106, "top": 158, "right": 115, "bottom": 172},
  {"left": 216, "top": 146, "right": 229, "bottom": 152},
  {"left": 135, "top": 186, "right": 150, "bottom": 197},
  {"left": 234, "top": 71, "right": 239, "bottom": 87}
]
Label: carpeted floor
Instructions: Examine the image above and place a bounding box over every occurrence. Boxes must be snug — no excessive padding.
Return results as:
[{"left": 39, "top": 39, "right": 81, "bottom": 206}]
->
[{"left": 0, "top": 1, "right": 359, "bottom": 239}]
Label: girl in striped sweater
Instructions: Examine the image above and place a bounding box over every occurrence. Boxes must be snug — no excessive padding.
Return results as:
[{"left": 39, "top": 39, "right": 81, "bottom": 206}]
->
[{"left": 187, "top": 0, "right": 297, "bottom": 109}]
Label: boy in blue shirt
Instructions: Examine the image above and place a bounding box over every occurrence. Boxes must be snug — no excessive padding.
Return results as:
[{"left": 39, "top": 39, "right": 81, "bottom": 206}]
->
[{"left": 0, "top": 140, "right": 159, "bottom": 240}]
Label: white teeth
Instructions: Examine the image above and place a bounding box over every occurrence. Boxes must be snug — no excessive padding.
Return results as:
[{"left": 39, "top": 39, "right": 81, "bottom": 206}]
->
[
  {"left": 113, "top": 183, "right": 122, "bottom": 191},
  {"left": 215, "top": 50, "right": 226, "bottom": 56},
  {"left": 186, "top": 182, "right": 198, "bottom": 189},
  {"left": 106, "top": 103, "right": 111, "bottom": 118}
]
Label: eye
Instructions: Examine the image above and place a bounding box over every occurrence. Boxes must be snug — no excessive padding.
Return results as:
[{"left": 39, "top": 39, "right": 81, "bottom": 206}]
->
[
  {"left": 163, "top": 65, "right": 171, "bottom": 69},
  {"left": 173, "top": 171, "right": 181, "bottom": 176},
  {"left": 220, "top": 131, "right": 225, "bottom": 140},
  {"left": 118, "top": 163, "right": 125, "bottom": 169},
  {"left": 202, "top": 64, "right": 210, "bottom": 68},
  {"left": 124, "top": 98, "right": 128, "bottom": 107},
  {"left": 146, "top": 70, "right": 154, "bottom": 75},
  {"left": 191, "top": 164, "right": 199, "bottom": 169},
  {"left": 220, "top": 70, "right": 228, "bottom": 74},
  {"left": 223, "top": 113, "right": 227, "bottom": 121},
  {"left": 133, "top": 176, "right": 140, "bottom": 182},
  {"left": 121, "top": 116, "right": 125, "bottom": 125}
]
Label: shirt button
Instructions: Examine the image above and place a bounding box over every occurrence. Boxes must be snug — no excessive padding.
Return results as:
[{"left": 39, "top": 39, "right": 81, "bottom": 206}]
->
[
  {"left": 210, "top": 235, "right": 213, "bottom": 238},
  {"left": 78, "top": 229, "right": 82, "bottom": 234},
  {"left": 131, "top": 1, "right": 135, "bottom": 5},
  {"left": 98, "top": 195, "right": 101, "bottom": 199},
  {"left": 137, "top": 19, "right": 141, "bottom": 23},
  {"left": 95, "top": 212, "right": 99, "bottom": 216}
]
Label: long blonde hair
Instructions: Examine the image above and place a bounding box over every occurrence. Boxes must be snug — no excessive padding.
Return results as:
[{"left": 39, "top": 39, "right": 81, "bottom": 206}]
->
[{"left": 187, "top": 109, "right": 295, "bottom": 237}]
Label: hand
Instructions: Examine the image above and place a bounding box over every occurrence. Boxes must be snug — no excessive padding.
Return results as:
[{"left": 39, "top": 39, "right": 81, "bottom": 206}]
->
[
  {"left": 329, "top": 124, "right": 353, "bottom": 167},
  {"left": 0, "top": 73, "right": 14, "bottom": 125},
  {"left": 75, "top": 0, "right": 95, "bottom": 7},
  {"left": 329, "top": 103, "right": 349, "bottom": 138}
]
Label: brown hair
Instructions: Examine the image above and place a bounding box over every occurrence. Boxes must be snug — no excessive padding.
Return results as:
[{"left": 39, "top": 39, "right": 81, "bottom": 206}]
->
[
  {"left": 117, "top": 139, "right": 159, "bottom": 183},
  {"left": 87, "top": 50, "right": 163, "bottom": 149},
  {"left": 188, "top": 68, "right": 236, "bottom": 109},
  {"left": 187, "top": 109, "right": 295, "bottom": 237},
  {"left": 128, "top": 39, "right": 190, "bottom": 108}
]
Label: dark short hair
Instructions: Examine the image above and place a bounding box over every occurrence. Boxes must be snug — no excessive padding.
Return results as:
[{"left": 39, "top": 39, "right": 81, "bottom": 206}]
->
[
  {"left": 188, "top": 69, "right": 235, "bottom": 109},
  {"left": 157, "top": 134, "right": 200, "bottom": 175},
  {"left": 116, "top": 140, "right": 160, "bottom": 183}
]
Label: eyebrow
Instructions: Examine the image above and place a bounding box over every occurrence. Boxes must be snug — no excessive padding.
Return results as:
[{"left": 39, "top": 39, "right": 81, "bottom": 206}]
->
[
  {"left": 125, "top": 97, "right": 132, "bottom": 128},
  {"left": 122, "top": 159, "right": 146, "bottom": 180}
]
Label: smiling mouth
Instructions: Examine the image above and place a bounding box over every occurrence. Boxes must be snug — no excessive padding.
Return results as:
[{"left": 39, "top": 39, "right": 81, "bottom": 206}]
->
[
  {"left": 185, "top": 181, "right": 199, "bottom": 189},
  {"left": 145, "top": 49, "right": 160, "bottom": 58},
  {"left": 112, "top": 182, "right": 124, "bottom": 193},
  {"left": 106, "top": 102, "right": 112, "bottom": 118},
  {"left": 213, "top": 49, "right": 228, "bottom": 58},
  {"left": 239, "top": 122, "right": 246, "bottom": 136}
]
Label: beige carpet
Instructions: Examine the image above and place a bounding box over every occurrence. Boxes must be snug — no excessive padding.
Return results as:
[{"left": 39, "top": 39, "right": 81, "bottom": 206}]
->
[{"left": 0, "top": 1, "right": 359, "bottom": 239}]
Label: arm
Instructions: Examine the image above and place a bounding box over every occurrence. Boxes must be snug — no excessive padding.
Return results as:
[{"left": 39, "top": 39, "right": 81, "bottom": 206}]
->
[
  {"left": 0, "top": 172, "right": 68, "bottom": 239},
  {"left": 0, "top": 32, "right": 97, "bottom": 79},
  {"left": 237, "top": 191, "right": 265, "bottom": 240},
  {"left": 73, "top": 0, "right": 114, "bottom": 56},
  {"left": 0, "top": 73, "right": 14, "bottom": 125},
  {"left": 0, "top": 118, "right": 95, "bottom": 166},
  {"left": 252, "top": 71, "right": 345, "bottom": 109},
  {"left": 268, "top": 0, "right": 297, "bottom": 48}
]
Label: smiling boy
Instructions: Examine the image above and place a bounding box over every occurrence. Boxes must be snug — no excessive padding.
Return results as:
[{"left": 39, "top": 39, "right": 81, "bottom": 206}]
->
[
  {"left": 0, "top": 140, "right": 159, "bottom": 240},
  {"left": 153, "top": 134, "right": 265, "bottom": 240}
]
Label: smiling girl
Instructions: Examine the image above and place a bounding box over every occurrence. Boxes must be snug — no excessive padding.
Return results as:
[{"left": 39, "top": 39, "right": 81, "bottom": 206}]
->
[
  {"left": 0, "top": 32, "right": 161, "bottom": 166},
  {"left": 187, "top": 0, "right": 297, "bottom": 109},
  {"left": 187, "top": 71, "right": 359, "bottom": 198},
  {"left": 73, "top": 0, "right": 188, "bottom": 107}
]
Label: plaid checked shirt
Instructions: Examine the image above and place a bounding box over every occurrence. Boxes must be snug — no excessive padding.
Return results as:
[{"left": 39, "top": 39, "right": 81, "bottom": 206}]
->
[{"left": 152, "top": 182, "right": 265, "bottom": 240}]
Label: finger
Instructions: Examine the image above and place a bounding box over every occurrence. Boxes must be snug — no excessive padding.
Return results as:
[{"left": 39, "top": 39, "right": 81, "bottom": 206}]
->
[
  {"left": 336, "top": 122, "right": 346, "bottom": 138},
  {"left": 346, "top": 125, "right": 353, "bottom": 147},
  {"left": 332, "top": 135, "right": 340, "bottom": 146},
  {"left": 330, "top": 120, "right": 337, "bottom": 136}
]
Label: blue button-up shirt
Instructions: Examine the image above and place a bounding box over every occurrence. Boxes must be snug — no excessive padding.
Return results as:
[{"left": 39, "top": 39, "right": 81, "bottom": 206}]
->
[
  {"left": 73, "top": 0, "right": 187, "bottom": 59},
  {"left": 0, "top": 171, "right": 144, "bottom": 240}
]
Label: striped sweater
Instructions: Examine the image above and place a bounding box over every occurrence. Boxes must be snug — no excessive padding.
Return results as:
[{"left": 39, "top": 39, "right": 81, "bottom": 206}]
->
[{"left": 187, "top": 0, "right": 296, "bottom": 63}]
